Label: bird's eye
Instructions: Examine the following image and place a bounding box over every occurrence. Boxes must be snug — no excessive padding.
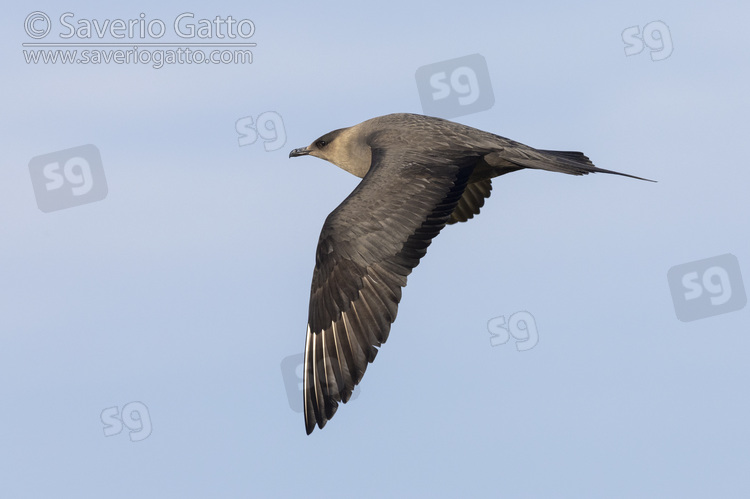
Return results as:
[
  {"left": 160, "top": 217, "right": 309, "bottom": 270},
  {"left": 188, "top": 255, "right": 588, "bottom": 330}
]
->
[{"left": 316, "top": 140, "right": 327, "bottom": 148}]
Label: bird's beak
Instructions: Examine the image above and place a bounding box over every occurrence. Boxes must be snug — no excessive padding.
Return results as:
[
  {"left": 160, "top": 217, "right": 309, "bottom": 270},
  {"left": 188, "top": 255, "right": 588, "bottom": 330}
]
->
[{"left": 289, "top": 147, "right": 311, "bottom": 158}]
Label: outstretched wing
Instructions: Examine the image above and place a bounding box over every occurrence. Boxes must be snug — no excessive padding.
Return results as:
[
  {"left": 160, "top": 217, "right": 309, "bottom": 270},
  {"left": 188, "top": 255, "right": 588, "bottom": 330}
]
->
[{"left": 304, "top": 148, "right": 477, "bottom": 434}]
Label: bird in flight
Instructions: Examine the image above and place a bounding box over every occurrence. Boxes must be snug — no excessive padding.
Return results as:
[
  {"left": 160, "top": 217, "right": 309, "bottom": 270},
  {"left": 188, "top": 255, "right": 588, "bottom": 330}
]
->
[{"left": 289, "top": 113, "right": 651, "bottom": 434}]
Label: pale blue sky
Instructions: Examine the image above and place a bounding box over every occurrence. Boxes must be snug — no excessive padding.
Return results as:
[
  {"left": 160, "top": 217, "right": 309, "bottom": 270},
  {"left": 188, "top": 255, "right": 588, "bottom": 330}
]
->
[{"left": 1, "top": 1, "right": 748, "bottom": 497}]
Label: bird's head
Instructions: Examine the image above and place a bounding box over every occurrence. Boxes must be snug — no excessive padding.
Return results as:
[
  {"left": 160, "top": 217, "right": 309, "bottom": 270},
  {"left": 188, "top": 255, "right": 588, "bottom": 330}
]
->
[{"left": 289, "top": 125, "right": 372, "bottom": 178}]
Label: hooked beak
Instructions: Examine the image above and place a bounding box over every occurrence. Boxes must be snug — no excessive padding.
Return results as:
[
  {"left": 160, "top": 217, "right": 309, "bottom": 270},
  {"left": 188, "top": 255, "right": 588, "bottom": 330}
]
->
[{"left": 289, "top": 147, "right": 311, "bottom": 158}]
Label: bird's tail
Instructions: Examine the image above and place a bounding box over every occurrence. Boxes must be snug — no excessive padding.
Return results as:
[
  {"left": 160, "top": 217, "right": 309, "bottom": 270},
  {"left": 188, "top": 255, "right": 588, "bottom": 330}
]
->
[{"left": 532, "top": 149, "right": 655, "bottom": 182}]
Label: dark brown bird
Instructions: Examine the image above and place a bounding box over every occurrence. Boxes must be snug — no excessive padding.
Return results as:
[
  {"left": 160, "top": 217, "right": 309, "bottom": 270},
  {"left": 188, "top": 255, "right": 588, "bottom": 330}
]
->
[{"left": 289, "top": 113, "right": 651, "bottom": 434}]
